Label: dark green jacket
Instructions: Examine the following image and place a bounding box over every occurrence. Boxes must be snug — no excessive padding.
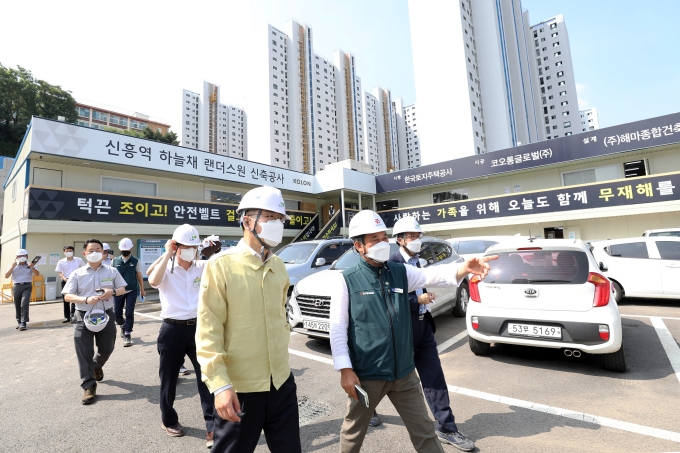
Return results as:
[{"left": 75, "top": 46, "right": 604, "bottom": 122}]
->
[
  {"left": 112, "top": 255, "right": 139, "bottom": 293},
  {"left": 342, "top": 259, "right": 414, "bottom": 381}
]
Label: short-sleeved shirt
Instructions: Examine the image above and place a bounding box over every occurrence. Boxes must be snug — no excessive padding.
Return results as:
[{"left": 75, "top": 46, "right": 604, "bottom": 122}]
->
[
  {"left": 152, "top": 259, "right": 207, "bottom": 320},
  {"left": 8, "top": 263, "right": 34, "bottom": 284},
  {"left": 62, "top": 264, "right": 127, "bottom": 311},
  {"left": 55, "top": 257, "right": 85, "bottom": 279}
]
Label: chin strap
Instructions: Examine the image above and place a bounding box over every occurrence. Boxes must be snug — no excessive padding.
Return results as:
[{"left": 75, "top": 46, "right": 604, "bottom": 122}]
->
[{"left": 246, "top": 210, "right": 273, "bottom": 254}]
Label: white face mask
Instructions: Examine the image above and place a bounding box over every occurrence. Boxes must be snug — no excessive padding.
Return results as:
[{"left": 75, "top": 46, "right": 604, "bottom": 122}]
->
[
  {"left": 257, "top": 219, "right": 284, "bottom": 248},
  {"left": 178, "top": 247, "right": 196, "bottom": 262},
  {"left": 365, "top": 241, "right": 391, "bottom": 263},
  {"left": 17, "top": 257, "right": 27, "bottom": 263},
  {"left": 86, "top": 252, "right": 103, "bottom": 263},
  {"left": 64, "top": 252, "right": 74, "bottom": 257},
  {"left": 405, "top": 238, "right": 422, "bottom": 254}
]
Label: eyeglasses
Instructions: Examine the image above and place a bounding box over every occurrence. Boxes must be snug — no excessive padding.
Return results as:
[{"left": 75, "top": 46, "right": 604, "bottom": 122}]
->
[
  {"left": 403, "top": 233, "right": 423, "bottom": 241},
  {"left": 249, "top": 213, "right": 286, "bottom": 224}
]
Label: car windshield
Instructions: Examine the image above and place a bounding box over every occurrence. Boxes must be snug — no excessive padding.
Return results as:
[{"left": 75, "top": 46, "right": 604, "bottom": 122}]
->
[
  {"left": 275, "top": 243, "right": 318, "bottom": 264},
  {"left": 332, "top": 243, "right": 400, "bottom": 270},
  {"left": 649, "top": 231, "right": 680, "bottom": 237},
  {"left": 483, "top": 250, "right": 589, "bottom": 284}
]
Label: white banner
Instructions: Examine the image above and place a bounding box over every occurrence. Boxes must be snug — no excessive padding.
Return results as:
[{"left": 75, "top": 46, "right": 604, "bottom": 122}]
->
[{"left": 30, "top": 117, "right": 316, "bottom": 193}]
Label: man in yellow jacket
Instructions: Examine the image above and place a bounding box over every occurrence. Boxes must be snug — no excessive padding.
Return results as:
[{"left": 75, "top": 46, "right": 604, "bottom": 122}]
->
[{"left": 196, "top": 185, "right": 301, "bottom": 453}]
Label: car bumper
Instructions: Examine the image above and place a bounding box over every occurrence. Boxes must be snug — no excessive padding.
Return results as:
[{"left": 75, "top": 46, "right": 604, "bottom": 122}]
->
[
  {"left": 287, "top": 298, "right": 330, "bottom": 339},
  {"left": 466, "top": 305, "right": 622, "bottom": 354}
]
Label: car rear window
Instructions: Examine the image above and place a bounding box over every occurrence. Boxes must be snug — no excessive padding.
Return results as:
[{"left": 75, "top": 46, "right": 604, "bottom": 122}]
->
[
  {"left": 483, "top": 250, "right": 589, "bottom": 284},
  {"left": 608, "top": 242, "right": 648, "bottom": 259},
  {"left": 458, "top": 240, "right": 487, "bottom": 255}
]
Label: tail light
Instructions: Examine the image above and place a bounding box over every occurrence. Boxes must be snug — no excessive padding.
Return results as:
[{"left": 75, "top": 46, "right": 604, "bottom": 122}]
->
[
  {"left": 588, "top": 272, "right": 610, "bottom": 307},
  {"left": 599, "top": 324, "right": 610, "bottom": 341},
  {"left": 469, "top": 275, "right": 482, "bottom": 303},
  {"left": 471, "top": 316, "right": 479, "bottom": 330}
]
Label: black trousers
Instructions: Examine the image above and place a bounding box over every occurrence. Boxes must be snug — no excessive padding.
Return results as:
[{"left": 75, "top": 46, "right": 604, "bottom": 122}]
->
[
  {"left": 412, "top": 311, "right": 458, "bottom": 433},
  {"left": 73, "top": 309, "right": 117, "bottom": 389},
  {"left": 211, "top": 373, "right": 301, "bottom": 453},
  {"left": 157, "top": 322, "right": 214, "bottom": 432},
  {"left": 62, "top": 281, "right": 75, "bottom": 319},
  {"left": 114, "top": 291, "right": 137, "bottom": 333},
  {"left": 13, "top": 283, "right": 31, "bottom": 324}
]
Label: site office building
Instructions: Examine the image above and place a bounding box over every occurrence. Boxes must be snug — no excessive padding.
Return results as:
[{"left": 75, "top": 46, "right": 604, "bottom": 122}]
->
[{"left": 0, "top": 117, "right": 378, "bottom": 285}]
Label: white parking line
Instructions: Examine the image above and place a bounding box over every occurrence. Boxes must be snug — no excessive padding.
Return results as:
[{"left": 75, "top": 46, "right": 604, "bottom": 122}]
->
[
  {"left": 447, "top": 385, "right": 680, "bottom": 443},
  {"left": 437, "top": 330, "right": 468, "bottom": 354},
  {"left": 134, "top": 311, "right": 163, "bottom": 321},
  {"left": 288, "top": 348, "right": 334, "bottom": 365},
  {"left": 650, "top": 317, "right": 680, "bottom": 385},
  {"left": 622, "top": 314, "right": 680, "bottom": 322}
]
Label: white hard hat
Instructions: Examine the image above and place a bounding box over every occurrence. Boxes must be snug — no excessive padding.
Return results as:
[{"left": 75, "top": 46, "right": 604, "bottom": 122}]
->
[
  {"left": 348, "top": 210, "right": 387, "bottom": 238},
  {"left": 16, "top": 249, "right": 28, "bottom": 256},
  {"left": 102, "top": 243, "right": 110, "bottom": 251},
  {"left": 392, "top": 216, "right": 423, "bottom": 236},
  {"left": 172, "top": 224, "right": 201, "bottom": 246},
  {"left": 83, "top": 308, "right": 109, "bottom": 333},
  {"left": 118, "top": 238, "right": 134, "bottom": 251},
  {"left": 236, "top": 186, "right": 290, "bottom": 220}
]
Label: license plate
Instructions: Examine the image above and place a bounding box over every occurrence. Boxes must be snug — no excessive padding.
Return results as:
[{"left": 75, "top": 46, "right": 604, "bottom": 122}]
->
[
  {"left": 303, "top": 320, "right": 329, "bottom": 332},
  {"left": 508, "top": 323, "right": 561, "bottom": 338}
]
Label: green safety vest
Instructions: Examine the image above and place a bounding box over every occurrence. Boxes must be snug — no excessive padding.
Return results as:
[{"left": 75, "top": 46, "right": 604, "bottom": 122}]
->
[
  {"left": 342, "top": 258, "right": 414, "bottom": 381},
  {"left": 112, "top": 255, "right": 139, "bottom": 293}
]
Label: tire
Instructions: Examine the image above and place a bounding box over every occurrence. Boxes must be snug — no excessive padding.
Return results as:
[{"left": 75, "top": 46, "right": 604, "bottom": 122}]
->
[
  {"left": 452, "top": 281, "right": 469, "bottom": 317},
  {"left": 469, "top": 336, "right": 491, "bottom": 355},
  {"left": 603, "top": 344, "right": 627, "bottom": 372},
  {"left": 611, "top": 280, "right": 624, "bottom": 303}
]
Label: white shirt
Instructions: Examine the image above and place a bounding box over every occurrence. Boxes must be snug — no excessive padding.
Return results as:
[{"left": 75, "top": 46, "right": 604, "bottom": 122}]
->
[
  {"left": 61, "top": 264, "right": 127, "bottom": 311},
  {"left": 152, "top": 258, "right": 207, "bottom": 320},
  {"left": 55, "top": 257, "right": 85, "bottom": 280},
  {"left": 399, "top": 249, "right": 429, "bottom": 313},
  {"left": 329, "top": 260, "right": 464, "bottom": 371}
]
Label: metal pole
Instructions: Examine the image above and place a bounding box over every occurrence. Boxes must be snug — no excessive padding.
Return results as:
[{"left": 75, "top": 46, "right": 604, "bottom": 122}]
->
[
  {"left": 358, "top": 192, "right": 362, "bottom": 211},
  {"left": 341, "top": 189, "right": 345, "bottom": 228}
]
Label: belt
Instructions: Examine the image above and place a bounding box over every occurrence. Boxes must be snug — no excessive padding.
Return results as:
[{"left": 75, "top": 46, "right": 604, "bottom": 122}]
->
[
  {"left": 164, "top": 318, "right": 197, "bottom": 325},
  {"left": 14, "top": 282, "right": 32, "bottom": 285}
]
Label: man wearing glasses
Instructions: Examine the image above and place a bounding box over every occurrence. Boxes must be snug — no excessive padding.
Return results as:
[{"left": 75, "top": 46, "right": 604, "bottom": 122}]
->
[{"left": 196, "top": 186, "right": 301, "bottom": 453}]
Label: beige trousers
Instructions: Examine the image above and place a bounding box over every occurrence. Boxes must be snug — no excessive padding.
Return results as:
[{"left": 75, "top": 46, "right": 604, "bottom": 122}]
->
[{"left": 339, "top": 370, "right": 445, "bottom": 453}]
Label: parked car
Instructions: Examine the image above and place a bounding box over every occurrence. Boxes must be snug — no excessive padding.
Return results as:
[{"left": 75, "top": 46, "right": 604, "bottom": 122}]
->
[
  {"left": 642, "top": 228, "right": 680, "bottom": 237},
  {"left": 276, "top": 238, "right": 353, "bottom": 297},
  {"left": 589, "top": 237, "right": 680, "bottom": 302},
  {"left": 287, "top": 237, "right": 467, "bottom": 339},
  {"left": 447, "top": 235, "right": 527, "bottom": 261},
  {"left": 466, "top": 238, "right": 625, "bottom": 372}
]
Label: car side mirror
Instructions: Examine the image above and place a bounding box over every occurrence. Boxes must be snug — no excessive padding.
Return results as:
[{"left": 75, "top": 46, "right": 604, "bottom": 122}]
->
[
  {"left": 599, "top": 262, "right": 608, "bottom": 272},
  {"left": 418, "top": 258, "right": 428, "bottom": 268},
  {"left": 315, "top": 257, "right": 327, "bottom": 267}
]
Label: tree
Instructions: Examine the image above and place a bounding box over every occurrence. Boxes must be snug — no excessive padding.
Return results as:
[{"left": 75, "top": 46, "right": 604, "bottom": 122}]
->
[
  {"left": 0, "top": 64, "right": 77, "bottom": 157},
  {"left": 102, "top": 126, "right": 179, "bottom": 146}
]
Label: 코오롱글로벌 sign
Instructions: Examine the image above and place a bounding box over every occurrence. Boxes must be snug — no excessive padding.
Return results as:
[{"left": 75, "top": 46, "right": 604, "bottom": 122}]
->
[
  {"left": 378, "top": 172, "right": 680, "bottom": 228},
  {"left": 375, "top": 111, "right": 680, "bottom": 194}
]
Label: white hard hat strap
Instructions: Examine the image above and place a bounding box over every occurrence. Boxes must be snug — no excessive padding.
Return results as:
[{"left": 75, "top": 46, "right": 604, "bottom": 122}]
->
[{"left": 244, "top": 210, "right": 273, "bottom": 251}]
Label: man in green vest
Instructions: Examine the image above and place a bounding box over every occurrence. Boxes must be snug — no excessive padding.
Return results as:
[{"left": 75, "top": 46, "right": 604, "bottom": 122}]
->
[
  {"left": 113, "top": 237, "right": 146, "bottom": 347},
  {"left": 329, "top": 210, "right": 496, "bottom": 453}
]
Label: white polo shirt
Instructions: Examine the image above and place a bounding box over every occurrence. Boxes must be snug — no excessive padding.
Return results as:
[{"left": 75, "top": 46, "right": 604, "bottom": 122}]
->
[
  {"left": 152, "top": 258, "right": 207, "bottom": 320},
  {"left": 55, "top": 257, "right": 85, "bottom": 280}
]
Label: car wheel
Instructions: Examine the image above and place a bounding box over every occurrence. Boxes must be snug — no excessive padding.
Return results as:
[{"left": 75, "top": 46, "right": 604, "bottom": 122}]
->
[
  {"left": 452, "top": 282, "right": 469, "bottom": 318},
  {"left": 468, "top": 336, "right": 491, "bottom": 355},
  {"left": 612, "top": 280, "right": 624, "bottom": 303},
  {"left": 602, "top": 344, "right": 627, "bottom": 373}
]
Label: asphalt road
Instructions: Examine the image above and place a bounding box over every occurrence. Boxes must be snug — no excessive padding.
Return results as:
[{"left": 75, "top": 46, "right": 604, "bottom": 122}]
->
[{"left": 2, "top": 297, "right": 680, "bottom": 452}]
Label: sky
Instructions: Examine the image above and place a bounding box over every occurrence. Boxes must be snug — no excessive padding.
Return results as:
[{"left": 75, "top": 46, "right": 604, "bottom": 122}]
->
[{"left": 1, "top": 0, "right": 678, "bottom": 134}]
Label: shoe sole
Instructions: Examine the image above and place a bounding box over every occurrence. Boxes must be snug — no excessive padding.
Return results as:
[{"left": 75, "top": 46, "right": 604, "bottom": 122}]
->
[
  {"left": 161, "top": 423, "right": 185, "bottom": 437},
  {"left": 438, "top": 437, "right": 475, "bottom": 452},
  {"left": 19, "top": 327, "right": 26, "bottom": 331},
  {"left": 82, "top": 397, "right": 95, "bottom": 405},
  {"left": 206, "top": 441, "right": 214, "bottom": 449}
]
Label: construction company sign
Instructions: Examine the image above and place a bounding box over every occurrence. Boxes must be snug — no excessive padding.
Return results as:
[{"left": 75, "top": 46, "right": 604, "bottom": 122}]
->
[{"left": 29, "top": 117, "right": 316, "bottom": 193}]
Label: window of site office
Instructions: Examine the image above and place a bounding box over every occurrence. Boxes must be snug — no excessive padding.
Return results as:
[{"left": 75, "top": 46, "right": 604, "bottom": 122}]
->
[
  {"left": 33, "top": 167, "right": 63, "bottom": 188},
  {"left": 433, "top": 189, "right": 469, "bottom": 204},
  {"left": 102, "top": 176, "right": 157, "bottom": 197},
  {"left": 377, "top": 199, "right": 399, "bottom": 211},
  {"left": 561, "top": 164, "right": 620, "bottom": 187}
]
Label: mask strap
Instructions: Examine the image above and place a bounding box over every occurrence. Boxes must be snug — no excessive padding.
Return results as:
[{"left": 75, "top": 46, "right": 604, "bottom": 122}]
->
[{"left": 248, "top": 210, "right": 272, "bottom": 252}]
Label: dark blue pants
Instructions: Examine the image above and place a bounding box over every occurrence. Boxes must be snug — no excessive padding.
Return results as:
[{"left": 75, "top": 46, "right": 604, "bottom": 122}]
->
[
  {"left": 114, "top": 291, "right": 136, "bottom": 333},
  {"left": 412, "top": 312, "right": 458, "bottom": 433},
  {"left": 157, "top": 322, "right": 214, "bottom": 432},
  {"left": 211, "top": 373, "right": 301, "bottom": 453}
]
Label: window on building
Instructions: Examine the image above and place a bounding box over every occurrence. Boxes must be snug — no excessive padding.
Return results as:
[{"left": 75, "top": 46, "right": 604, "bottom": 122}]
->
[
  {"left": 551, "top": 32, "right": 558, "bottom": 37},
  {"left": 32, "top": 167, "right": 62, "bottom": 187},
  {"left": 553, "top": 42, "right": 560, "bottom": 47},
  {"left": 76, "top": 106, "right": 90, "bottom": 117},
  {"left": 206, "top": 190, "right": 242, "bottom": 204},
  {"left": 561, "top": 101, "right": 568, "bottom": 106},
  {"left": 563, "top": 121, "right": 571, "bottom": 128},
  {"left": 563, "top": 164, "right": 620, "bottom": 186},
  {"left": 433, "top": 188, "right": 469, "bottom": 204},
  {"left": 92, "top": 111, "right": 107, "bottom": 122},
  {"left": 550, "top": 23, "right": 557, "bottom": 29},
  {"left": 102, "top": 177, "right": 157, "bottom": 197},
  {"left": 559, "top": 91, "right": 567, "bottom": 97}
]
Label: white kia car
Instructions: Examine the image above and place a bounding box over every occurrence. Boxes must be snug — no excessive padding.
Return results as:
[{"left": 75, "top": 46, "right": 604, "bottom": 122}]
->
[
  {"left": 641, "top": 228, "right": 680, "bottom": 237},
  {"left": 466, "top": 239, "right": 625, "bottom": 372},
  {"left": 447, "top": 236, "right": 527, "bottom": 261},
  {"left": 589, "top": 237, "right": 680, "bottom": 302}
]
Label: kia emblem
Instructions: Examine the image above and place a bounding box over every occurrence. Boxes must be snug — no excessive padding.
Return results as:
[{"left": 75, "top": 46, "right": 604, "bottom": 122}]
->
[{"left": 525, "top": 288, "right": 538, "bottom": 296}]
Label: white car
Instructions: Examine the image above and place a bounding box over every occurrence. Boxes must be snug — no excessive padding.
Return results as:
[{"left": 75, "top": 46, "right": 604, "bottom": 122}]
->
[
  {"left": 466, "top": 239, "right": 625, "bottom": 372},
  {"left": 447, "top": 235, "right": 527, "bottom": 261},
  {"left": 590, "top": 237, "right": 680, "bottom": 302},
  {"left": 642, "top": 228, "right": 680, "bottom": 237},
  {"left": 288, "top": 237, "right": 466, "bottom": 339}
]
